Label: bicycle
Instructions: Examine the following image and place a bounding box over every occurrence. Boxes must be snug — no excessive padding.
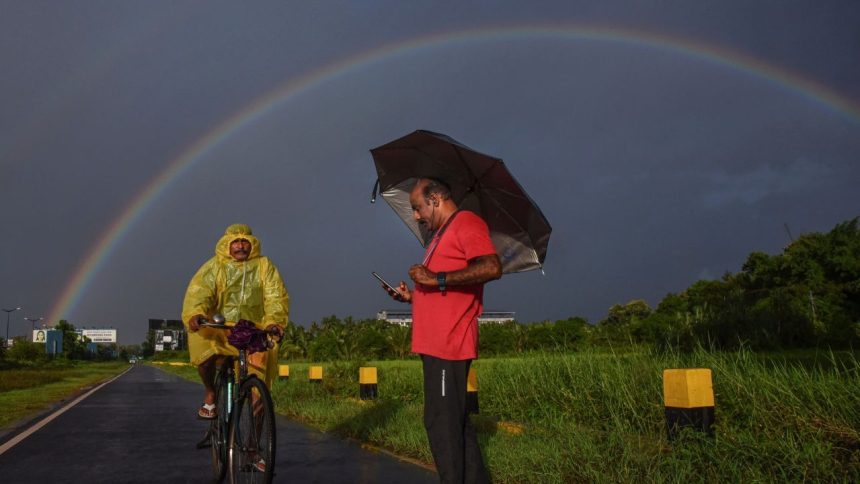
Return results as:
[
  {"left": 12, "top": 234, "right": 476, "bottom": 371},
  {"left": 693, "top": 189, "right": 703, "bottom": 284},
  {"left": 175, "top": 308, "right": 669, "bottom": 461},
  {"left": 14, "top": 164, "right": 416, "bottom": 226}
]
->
[{"left": 196, "top": 315, "right": 280, "bottom": 484}]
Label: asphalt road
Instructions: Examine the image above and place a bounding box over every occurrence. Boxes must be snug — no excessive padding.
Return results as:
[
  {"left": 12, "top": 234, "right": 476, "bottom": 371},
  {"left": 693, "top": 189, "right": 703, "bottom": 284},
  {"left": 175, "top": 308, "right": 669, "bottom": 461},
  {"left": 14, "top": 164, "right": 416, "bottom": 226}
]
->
[{"left": 0, "top": 364, "right": 437, "bottom": 483}]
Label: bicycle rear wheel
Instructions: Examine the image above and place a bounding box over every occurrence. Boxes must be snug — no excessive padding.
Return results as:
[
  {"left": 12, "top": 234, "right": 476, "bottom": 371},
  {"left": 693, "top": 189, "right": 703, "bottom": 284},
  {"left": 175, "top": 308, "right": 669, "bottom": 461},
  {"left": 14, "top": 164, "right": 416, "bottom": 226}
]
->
[
  {"left": 210, "top": 366, "right": 231, "bottom": 482},
  {"left": 228, "top": 376, "right": 275, "bottom": 484}
]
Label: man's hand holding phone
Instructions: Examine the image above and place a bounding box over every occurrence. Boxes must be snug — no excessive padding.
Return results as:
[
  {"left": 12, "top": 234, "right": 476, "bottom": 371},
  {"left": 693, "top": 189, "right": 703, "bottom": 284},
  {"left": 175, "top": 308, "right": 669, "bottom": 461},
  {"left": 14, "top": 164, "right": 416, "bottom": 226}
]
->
[{"left": 373, "top": 272, "right": 412, "bottom": 303}]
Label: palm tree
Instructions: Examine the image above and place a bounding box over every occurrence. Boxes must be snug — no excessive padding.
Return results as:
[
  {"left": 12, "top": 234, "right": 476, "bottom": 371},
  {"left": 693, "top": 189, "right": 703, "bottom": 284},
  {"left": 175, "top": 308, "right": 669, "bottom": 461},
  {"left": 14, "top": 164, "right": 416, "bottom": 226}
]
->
[
  {"left": 385, "top": 324, "right": 411, "bottom": 359},
  {"left": 279, "top": 324, "right": 308, "bottom": 360}
]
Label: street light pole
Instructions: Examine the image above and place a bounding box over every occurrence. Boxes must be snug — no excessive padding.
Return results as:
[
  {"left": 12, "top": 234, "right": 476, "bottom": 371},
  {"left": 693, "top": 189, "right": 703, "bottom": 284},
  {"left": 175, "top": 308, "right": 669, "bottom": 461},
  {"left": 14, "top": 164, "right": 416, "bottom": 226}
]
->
[
  {"left": 24, "top": 317, "right": 44, "bottom": 337},
  {"left": 3, "top": 307, "right": 23, "bottom": 344}
]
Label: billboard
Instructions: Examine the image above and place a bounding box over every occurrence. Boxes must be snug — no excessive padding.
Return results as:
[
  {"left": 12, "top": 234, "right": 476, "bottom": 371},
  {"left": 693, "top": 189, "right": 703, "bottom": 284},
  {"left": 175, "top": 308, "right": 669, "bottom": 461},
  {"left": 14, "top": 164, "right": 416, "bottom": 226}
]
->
[
  {"left": 35, "top": 329, "right": 117, "bottom": 344},
  {"left": 154, "top": 329, "right": 184, "bottom": 351},
  {"left": 33, "top": 329, "right": 48, "bottom": 343},
  {"left": 45, "top": 330, "right": 62, "bottom": 354},
  {"left": 81, "top": 329, "right": 117, "bottom": 343},
  {"left": 32, "top": 330, "right": 63, "bottom": 353}
]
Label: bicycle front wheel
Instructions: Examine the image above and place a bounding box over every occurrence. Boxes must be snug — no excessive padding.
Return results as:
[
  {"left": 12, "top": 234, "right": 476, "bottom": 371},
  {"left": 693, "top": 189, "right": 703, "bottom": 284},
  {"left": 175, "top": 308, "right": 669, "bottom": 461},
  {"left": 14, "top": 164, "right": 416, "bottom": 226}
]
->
[
  {"left": 210, "top": 366, "right": 231, "bottom": 482},
  {"left": 227, "top": 376, "right": 276, "bottom": 484}
]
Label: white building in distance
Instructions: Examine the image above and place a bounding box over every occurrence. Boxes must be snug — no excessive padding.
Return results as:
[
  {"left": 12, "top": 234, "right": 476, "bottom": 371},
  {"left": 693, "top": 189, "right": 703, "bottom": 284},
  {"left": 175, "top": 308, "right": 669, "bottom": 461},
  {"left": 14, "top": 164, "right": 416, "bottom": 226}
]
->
[{"left": 376, "top": 310, "right": 515, "bottom": 326}]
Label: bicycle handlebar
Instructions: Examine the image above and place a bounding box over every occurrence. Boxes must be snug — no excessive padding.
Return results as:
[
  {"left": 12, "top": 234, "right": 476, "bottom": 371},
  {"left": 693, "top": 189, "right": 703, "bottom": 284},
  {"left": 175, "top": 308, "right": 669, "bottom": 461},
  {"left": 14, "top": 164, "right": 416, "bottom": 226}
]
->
[
  {"left": 197, "top": 319, "right": 231, "bottom": 330},
  {"left": 197, "top": 317, "right": 282, "bottom": 335}
]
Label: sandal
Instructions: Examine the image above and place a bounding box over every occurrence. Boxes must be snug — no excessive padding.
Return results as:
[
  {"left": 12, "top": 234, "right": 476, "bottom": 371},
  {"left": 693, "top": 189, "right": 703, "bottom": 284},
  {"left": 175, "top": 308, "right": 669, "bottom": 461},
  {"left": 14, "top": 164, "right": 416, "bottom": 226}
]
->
[
  {"left": 252, "top": 457, "right": 266, "bottom": 473},
  {"left": 197, "top": 404, "right": 217, "bottom": 420}
]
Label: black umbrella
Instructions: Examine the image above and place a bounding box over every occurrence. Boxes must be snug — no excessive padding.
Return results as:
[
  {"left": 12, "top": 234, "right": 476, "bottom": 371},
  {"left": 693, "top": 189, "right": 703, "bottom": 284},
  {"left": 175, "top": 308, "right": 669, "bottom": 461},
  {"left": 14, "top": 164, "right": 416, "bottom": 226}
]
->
[{"left": 370, "top": 129, "right": 552, "bottom": 273}]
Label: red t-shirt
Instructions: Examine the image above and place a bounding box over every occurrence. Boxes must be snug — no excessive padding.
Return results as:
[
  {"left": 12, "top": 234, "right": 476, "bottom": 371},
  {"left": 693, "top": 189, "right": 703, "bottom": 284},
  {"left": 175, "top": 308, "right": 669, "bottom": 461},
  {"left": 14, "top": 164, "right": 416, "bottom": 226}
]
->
[{"left": 411, "top": 211, "right": 498, "bottom": 360}]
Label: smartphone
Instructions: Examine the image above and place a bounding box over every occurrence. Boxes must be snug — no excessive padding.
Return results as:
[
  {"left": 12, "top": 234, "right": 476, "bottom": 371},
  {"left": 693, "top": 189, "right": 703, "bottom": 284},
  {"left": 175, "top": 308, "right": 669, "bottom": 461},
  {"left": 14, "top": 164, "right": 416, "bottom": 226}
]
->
[{"left": 372, "top": 271, "right": 400, "bottom": 294}]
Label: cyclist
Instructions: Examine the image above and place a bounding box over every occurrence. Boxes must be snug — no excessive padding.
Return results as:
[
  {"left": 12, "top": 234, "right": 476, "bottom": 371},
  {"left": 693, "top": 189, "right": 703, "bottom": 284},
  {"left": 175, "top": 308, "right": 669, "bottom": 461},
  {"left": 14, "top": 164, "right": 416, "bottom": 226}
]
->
[{"left": 182, "top": 223, "right": 289, "bottom": 423}]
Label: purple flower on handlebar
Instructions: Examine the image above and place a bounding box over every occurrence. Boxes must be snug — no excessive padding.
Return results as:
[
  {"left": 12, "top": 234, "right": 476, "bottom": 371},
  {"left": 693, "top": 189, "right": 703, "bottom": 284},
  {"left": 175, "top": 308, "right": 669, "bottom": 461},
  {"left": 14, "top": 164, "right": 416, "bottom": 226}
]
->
[{"left": 227, "top": 320, "right": 270, "bottom": 353}]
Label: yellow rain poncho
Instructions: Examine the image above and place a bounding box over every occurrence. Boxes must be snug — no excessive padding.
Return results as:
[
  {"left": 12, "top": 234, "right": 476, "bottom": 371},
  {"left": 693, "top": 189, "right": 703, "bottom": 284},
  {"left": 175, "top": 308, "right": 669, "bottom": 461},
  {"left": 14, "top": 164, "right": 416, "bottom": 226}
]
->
[{"left": 182, "top": 224, "right": 289, "bottom": 386}]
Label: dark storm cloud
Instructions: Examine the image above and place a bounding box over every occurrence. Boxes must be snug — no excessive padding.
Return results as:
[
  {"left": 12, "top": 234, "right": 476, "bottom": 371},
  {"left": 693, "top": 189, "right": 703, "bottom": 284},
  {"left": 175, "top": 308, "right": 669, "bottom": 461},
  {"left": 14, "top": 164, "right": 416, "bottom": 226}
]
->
[{"left": 1, "top": 1, "right": 858, "bottom": 344}]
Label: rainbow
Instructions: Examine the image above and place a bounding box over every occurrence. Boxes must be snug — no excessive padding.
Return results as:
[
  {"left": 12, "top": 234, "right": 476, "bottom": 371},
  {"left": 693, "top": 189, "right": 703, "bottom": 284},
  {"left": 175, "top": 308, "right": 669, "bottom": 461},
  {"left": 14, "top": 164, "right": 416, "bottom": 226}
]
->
[{"left": 46, "top": 24, "right": 860, "bottom": 325}]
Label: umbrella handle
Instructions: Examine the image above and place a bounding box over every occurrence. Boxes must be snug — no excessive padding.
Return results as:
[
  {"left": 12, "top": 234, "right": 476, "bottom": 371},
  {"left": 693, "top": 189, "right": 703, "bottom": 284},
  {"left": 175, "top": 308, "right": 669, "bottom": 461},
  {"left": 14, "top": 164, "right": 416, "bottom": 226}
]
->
[{"left": 370, "top": 179, "right": 379, "bottom": 203}]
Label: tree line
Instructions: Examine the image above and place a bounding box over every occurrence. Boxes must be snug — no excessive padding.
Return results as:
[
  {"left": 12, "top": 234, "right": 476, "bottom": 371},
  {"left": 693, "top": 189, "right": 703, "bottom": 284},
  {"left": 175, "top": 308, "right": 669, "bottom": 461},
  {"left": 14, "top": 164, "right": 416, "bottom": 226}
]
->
[
  {"left": 606, "top": 217, "right": 859, "bottom": 351},
  {"left": 0, "top": 320, "right": 136, "bottom": 363},
  {"left": 275, "top": 217, "right": 858, "bottom": 360},
  {"left": 10, "top": 217, "right": 854, "bottom": 364}
]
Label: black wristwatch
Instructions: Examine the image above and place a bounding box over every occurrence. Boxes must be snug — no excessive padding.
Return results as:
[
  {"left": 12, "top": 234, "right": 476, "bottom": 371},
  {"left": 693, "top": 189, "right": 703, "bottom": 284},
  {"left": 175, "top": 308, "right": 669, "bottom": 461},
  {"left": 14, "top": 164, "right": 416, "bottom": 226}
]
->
[{"left": 437, "top": 272, "right": 447, "bottom": 293}]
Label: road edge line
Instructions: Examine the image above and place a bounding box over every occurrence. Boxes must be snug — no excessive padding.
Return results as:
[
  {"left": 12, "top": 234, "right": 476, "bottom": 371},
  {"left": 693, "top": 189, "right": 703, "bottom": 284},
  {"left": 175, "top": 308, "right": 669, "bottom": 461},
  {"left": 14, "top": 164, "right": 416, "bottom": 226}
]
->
[
  {"left": 353, "top": 438, "right": 437, "bottom": 473},
  {"left": 0, "top": 366, "right": 132, "bottom": 456}
]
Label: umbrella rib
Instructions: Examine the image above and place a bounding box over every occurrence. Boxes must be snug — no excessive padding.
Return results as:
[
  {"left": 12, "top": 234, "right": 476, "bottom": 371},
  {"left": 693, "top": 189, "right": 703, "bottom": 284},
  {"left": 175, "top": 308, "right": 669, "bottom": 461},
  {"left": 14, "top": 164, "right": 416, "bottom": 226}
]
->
[
  {"left": 375, "top": 146, "right": 453, "bottom": 190},
  {"left": 448, "top": 145, "right": 549, "bottom": 263},
  {"left": 481, "top": 193, "right": 533, "bottom": 245},
  {"left": 482, "top": 185, "right": 530, "bottom": 201},
  {"left": 483, "top": 190, "right": 549, "bottom": 244},
  {"left": 471, "top": 158, "right": 503, "bottom": 185},
  {"left": 413, "top": 145, "right": 461, "bottom": 180},
  {"left": 451, "top": 145, "right": 479, "bottom": 187}
]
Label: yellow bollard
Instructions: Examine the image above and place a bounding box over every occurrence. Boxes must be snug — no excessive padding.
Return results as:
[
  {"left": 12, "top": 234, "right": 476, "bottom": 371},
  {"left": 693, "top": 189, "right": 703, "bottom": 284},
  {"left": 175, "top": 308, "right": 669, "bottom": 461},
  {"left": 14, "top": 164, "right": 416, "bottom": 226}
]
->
[
  {"left": 466, "top": 367, "right": 479, "bottom": 414},
  {"left": 278, "top": 364, "right": 289, "bottom": 380},
  {"left": 359, "top": 367, "right": 378, "bottom": 400},
  {"left": 309, "top": 365, "right": 323, "bottom": 383},
  {"left": 663, "top": 368, "right": 715, "bottom": 439}
]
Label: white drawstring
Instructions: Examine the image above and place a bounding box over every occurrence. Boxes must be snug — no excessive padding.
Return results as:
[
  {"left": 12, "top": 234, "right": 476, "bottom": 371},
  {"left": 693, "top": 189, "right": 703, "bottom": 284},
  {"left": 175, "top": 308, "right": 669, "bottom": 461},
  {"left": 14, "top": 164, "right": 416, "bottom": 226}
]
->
[{"left": 238, "top": 262, "right": 246, "bottom": 317}]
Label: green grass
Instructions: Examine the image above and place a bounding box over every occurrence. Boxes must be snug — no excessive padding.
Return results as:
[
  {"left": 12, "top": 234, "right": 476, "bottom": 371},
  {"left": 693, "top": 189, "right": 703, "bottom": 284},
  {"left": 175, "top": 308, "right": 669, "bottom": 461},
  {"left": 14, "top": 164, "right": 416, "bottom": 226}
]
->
[
  {"left": 0, "top": 361, "right": 130, "bottom": 429},
  {"left": 155, "top": 350, "right": 860, "bottom": 482}
]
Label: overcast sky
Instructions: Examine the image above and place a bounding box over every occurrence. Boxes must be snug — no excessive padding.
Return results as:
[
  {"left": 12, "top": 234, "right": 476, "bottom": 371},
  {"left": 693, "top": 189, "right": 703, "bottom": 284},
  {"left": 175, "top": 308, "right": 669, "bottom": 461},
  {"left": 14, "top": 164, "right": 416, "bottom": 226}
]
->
[{"left": 2, "top": 1, "right": 858, "bottom": 345}]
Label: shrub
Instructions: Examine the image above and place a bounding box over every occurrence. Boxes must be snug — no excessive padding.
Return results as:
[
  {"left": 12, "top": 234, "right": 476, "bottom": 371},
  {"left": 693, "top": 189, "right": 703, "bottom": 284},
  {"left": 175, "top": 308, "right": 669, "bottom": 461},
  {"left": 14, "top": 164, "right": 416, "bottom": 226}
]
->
[{"left": 6, "top": 340, "right": 47, "bottom": 363}]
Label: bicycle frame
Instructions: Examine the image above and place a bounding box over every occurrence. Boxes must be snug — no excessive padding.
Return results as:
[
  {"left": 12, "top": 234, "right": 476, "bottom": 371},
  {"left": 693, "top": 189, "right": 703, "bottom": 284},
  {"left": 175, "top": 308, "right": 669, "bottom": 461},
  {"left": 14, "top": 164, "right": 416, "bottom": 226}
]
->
[
  {"left": 218, "top": 347, "right": 250, "bottom": 417},
  {"left": 199, "top": 319, "right": 278, "bottom": 483}
]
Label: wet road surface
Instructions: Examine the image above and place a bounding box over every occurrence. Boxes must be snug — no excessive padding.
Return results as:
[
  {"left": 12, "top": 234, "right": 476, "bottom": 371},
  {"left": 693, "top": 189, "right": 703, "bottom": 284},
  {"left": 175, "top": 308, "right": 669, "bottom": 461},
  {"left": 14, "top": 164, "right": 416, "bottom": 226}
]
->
[{"left": 0, "top": 364, "right": 437, "bottom": 483}]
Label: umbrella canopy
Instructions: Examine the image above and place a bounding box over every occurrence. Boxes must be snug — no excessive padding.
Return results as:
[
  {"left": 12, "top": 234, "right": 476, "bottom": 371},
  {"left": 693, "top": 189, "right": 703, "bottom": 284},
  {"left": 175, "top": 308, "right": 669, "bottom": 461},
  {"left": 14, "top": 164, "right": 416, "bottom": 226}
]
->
[{"left": 370, "top": 129, "right": 552, "bottom": 274}]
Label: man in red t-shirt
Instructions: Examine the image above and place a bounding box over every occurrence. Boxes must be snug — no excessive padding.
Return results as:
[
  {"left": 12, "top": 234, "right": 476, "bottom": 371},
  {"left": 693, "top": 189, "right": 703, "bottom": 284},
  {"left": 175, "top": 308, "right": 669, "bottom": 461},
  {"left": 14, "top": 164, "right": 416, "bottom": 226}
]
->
[{"left": 386, "top": 177, "right": 501, "bottom": 484}]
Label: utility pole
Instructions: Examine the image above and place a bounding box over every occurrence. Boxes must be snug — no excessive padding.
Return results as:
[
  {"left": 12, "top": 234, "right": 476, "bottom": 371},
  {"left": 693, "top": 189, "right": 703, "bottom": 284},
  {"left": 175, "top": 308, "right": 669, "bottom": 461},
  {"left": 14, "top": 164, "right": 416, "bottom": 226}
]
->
[
  {"left": 25, "top": 317, "right": 44, "bottom": 336},
  {"left": 3, "top": 307, "right": 22, "bottom": 344}
]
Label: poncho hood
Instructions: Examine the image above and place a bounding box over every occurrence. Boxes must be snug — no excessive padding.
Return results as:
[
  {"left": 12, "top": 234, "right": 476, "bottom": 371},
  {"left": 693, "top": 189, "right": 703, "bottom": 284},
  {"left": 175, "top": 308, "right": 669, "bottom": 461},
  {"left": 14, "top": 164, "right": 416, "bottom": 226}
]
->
[{"left": 215, "top": 223, "right": 261, "bottom": 262}]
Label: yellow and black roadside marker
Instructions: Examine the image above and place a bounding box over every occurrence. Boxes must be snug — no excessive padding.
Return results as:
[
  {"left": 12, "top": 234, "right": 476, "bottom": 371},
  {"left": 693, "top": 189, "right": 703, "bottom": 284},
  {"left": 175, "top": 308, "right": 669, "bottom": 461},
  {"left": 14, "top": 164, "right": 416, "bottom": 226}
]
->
[
  {"left": 466, "top": 367, "right": 479, "bottom": 414},
  {"left": 663, "top": 368, "right": 715, "bottom": 439},
  {"left": 309, "top": 365, "right": 323, "bottom": 383},
  {"left": 278, "top": 364, "right": 289, "bottom": 380},
  {"left": 359, "top": 367, "right": 378, "bottom": 400}
]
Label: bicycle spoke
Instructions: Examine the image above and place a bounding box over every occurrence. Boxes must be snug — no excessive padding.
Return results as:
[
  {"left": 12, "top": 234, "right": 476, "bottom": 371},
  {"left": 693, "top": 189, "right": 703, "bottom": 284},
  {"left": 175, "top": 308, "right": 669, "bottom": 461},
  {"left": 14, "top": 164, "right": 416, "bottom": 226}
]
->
[
  {"left": 228, "top": 377, "right": 275, "bottom": 483},
  {"left": 209, "top": 363, "right": 232, "bottom": 482}
]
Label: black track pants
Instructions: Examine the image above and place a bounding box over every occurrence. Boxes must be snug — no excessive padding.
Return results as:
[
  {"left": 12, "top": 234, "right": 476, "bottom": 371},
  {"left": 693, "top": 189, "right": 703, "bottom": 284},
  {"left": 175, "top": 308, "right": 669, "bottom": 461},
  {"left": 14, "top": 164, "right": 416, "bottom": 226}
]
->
[{"left": 421, "top": 355, "right": 490, "bottom": 484}]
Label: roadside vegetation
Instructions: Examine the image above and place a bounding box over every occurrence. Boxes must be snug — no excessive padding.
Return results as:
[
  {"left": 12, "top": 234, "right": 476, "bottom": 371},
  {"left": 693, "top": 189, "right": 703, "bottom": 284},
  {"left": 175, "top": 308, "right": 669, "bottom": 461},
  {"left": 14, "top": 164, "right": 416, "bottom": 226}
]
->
[
  {"left": 157, "top": 348, "right": 859, "bottom": 482},
  {"left": 153, "top": 218, "right": 859, "bottom": 481},
  {"left": 0, "top": 359, "right": 129, "bottom": 429},
  {"left": 0, "top": 320, "right": 133, "bottom": 431}
]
